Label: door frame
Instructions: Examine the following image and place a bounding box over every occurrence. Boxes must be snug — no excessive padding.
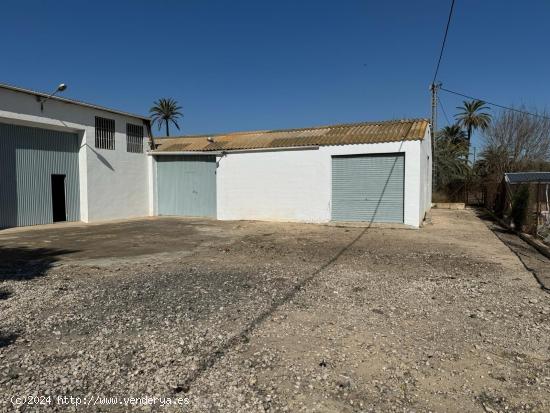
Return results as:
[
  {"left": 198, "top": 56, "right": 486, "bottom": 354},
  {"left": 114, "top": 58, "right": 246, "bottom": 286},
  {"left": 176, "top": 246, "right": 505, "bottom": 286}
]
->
[
  {"left": 155, "top": 155, "right": 217, "bottom": 218},
  {"left": 51, "top": 174, "right": 67, "bottom": 222}
]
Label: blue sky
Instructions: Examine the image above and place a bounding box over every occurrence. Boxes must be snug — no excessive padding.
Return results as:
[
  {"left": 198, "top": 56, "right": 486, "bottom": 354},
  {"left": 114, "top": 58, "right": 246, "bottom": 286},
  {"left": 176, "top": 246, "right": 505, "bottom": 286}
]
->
[{"left": 1, "top": 0, "right": 549, "bottom": 151}]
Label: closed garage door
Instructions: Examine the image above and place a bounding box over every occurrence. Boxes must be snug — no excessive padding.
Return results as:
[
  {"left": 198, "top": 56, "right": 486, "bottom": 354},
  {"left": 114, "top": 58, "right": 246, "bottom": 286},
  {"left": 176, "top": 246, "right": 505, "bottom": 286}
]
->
[
  {"left": 332, "top": 153, "right": 404, "bottom": 223},
  {"left": 157, "top": 155, "right": 217, "bottom": 218},
  {"left": 0, "top": 122, "right": 80, "bottom": 228}
]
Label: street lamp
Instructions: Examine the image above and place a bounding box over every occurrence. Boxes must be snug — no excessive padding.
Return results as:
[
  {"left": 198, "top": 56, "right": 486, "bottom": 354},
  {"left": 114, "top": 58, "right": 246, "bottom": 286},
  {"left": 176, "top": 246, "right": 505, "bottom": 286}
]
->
[{"left": 39, "top": 83, "right": 68, "bottom": 111}]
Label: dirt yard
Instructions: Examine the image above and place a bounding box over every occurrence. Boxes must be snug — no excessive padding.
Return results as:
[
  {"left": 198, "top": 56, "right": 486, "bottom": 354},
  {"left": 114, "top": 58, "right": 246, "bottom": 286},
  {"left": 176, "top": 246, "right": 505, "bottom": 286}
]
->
[{"left": 0, "top": 210, "right": 549, "bottom": 412}]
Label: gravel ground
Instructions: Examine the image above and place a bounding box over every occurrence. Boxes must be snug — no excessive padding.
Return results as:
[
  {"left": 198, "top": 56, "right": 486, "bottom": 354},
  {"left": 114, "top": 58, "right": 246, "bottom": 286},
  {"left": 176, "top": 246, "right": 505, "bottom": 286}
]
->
[
  {"left": 478, "top": 211, "right": 550, "bottom": 291},
  {"left": 0, "top": 209, "right": 549, "bottom": 412}
]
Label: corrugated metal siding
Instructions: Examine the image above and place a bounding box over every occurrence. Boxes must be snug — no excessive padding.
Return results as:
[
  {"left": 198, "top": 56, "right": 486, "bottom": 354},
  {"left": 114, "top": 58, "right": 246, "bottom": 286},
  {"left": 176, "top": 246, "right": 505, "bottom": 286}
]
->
[
  {"left": 0, "top": 122, "right": 80, "bottom": 228},
  {"left": 331, "top": 154, "right": 404, "bottom": 223},
  {"left": 157, "top": 155, "right": 216, "bottom": 218}
]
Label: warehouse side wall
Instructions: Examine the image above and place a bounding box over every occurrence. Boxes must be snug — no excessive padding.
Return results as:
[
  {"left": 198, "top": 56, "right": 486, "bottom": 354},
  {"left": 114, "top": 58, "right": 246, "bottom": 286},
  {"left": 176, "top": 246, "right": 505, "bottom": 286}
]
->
[{"left": 216, "top": 140, "right": 427, "bottom": 227}]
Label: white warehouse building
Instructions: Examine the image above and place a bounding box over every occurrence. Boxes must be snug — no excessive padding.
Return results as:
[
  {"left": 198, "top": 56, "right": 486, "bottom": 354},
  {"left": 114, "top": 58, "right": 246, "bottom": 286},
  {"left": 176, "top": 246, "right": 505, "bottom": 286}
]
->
[
  {"left": 151, "top": 119, "right": 432, "bottom": 227},
  {"left": 0, "top": 83, "right": 152, "bottom": 228},
  {"left": 0, "top": 82, "right": 431, "bottom": 229}
]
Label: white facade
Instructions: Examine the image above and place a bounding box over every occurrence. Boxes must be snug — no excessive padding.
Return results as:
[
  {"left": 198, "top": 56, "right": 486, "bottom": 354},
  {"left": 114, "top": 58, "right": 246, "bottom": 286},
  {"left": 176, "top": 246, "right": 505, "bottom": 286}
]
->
[
  {"left": 0, "top": 85, "right": 151, "bottom": 223},
  {"left": 150, "top": 127, "right": 432, "bottom": 228},
  {"left": 1, "top": 84, "right": 431, "bottom": 229},
  {"left": 214, "top": 128, "right": 431, "bottom": 227}
]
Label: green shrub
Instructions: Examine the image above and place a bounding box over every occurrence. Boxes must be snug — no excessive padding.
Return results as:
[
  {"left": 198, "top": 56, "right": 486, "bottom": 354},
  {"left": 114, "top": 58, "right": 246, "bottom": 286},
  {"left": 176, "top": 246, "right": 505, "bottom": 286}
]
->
[{"left": 511, "top": 185, "right": 530, "bottom": 231}]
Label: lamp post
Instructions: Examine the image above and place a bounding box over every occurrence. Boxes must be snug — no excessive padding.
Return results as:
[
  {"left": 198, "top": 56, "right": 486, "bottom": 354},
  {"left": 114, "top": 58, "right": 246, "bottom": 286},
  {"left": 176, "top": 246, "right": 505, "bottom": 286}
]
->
[{"left": 39, "top": 83, "right": 67, "bottom": 111}]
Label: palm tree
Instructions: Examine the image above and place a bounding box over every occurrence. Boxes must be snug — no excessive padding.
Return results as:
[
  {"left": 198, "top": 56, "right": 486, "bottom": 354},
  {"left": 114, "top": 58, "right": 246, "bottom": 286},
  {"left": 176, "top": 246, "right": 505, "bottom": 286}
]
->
[
  {"left": 149, "top": 98, "right": 183, "bottom": 136},
  {"left": 476, "top": 144, "right": 511, "bottom": 181},
  {"left": 438, "top": 124, "right": 467, "bottom": 147},
  {"left": 435, "top": 133, "right": 470, "bottom": 189},
  {"left": 455, "top": 99, "right": 491, "bottom": 143}
]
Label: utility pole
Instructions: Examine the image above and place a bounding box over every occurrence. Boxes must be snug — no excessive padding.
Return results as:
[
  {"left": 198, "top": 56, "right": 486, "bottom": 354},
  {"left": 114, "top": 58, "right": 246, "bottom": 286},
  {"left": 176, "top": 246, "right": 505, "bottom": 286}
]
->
[{"left": 430, "top": 82, "right": 441, "bottom": 192}]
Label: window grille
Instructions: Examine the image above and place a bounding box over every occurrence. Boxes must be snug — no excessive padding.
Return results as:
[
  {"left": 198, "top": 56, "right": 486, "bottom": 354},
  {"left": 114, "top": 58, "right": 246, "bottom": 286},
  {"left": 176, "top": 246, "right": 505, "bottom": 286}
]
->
[
  {"left": 95, "top": 116, "right": 115, "bottom": 150},
  {"left": 126, "top": 123, "right": 144, "bottom": 153}
]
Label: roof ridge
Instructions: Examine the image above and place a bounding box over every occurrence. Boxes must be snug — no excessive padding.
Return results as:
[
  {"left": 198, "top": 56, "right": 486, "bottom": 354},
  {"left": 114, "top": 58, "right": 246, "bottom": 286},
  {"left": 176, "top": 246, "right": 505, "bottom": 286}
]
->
[
  {"left": 157, "top": 118, "right": 429, "bottom": 140},
  {"left": 0, "top": 82, "right": 150, "bottom": 121}
]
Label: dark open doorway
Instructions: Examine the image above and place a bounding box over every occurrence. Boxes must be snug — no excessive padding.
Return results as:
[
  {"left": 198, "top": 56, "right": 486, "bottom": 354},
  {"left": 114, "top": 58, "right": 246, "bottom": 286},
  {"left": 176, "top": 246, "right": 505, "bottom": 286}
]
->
[{"left": 51, "top": 174, "right": 67, "bottom": 222}]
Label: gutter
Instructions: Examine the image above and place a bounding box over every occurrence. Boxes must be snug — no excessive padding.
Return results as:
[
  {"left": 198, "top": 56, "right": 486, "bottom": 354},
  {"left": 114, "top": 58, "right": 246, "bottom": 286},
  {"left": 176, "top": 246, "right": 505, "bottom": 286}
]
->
[
  {"left": 147, "top": 151, "right": 224, "bottom": 156},
  {"left": 147, "top": 145, "right": 320, "bottom": 156}
]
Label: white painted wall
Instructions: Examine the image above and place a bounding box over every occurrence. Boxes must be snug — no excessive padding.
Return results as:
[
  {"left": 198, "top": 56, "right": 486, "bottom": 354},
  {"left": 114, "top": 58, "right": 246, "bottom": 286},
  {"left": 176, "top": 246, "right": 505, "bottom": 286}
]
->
[
  {"left": 419, "top": 126, "right": 433, "bottom": 221},
  {"left": 0, "top": 86, "right": 151, "bottom": 223},
  {"left": 147, "top": 155, "right": 157, "bottom": 216},
  {"left": 216, "top": 138, "right": 431, "bottom": 227}
]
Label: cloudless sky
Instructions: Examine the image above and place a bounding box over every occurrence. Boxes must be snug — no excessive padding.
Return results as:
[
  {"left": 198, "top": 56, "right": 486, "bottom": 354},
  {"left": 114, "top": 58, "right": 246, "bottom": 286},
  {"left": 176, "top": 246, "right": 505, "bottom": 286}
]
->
[{"left": 1, "top": 0, "right": 549, "bottom": 151}]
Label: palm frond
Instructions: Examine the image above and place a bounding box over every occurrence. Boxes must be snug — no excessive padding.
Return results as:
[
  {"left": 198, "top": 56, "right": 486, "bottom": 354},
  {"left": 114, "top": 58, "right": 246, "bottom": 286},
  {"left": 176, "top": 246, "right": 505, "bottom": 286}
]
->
[
  {"left": 149, "top": 98, "right": 184, "bottom": 134},
  {"left": 455, "top": 99, "right": 492, "bottom": 141}
]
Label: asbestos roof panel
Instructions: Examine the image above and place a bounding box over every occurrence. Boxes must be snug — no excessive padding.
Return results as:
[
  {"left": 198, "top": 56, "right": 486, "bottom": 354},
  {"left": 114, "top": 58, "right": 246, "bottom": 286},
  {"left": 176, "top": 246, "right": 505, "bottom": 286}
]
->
[{"left": 153, "top": 118, "right": 429, "bottom": 153}]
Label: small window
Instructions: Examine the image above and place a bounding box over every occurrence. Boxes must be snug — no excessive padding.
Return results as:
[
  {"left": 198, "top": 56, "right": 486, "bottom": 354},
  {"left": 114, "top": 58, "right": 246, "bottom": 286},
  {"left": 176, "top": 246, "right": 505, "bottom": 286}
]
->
[
  {"left": 95, "top": 116, "right": 115, "bottom": 150},
  {"left": 126, "top": 123, "right": 144, "bottom": 153}
]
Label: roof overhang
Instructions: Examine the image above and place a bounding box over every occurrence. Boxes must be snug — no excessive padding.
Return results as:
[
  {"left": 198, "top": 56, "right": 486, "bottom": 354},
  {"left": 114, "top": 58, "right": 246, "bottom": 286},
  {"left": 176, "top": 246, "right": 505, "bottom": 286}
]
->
[
  {"left": 148, "top": 151, "right": 224, "bottom": 156},
  {"left": 148, "top": 145, "right": 320, "bottom": 156}
]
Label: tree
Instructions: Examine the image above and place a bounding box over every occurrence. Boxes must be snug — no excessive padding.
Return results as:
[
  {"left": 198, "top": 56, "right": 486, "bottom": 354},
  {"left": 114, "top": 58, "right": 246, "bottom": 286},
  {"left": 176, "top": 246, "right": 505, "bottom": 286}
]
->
[
  {"left": 439, "top": 124, "right": 468, "bottom": 148},
  {"left": 482, "top": 107, "right": 550, "bottom": 169},
  {"left": 455, "top": 99, "right": 492, "bottom": 144},
  {"left": 475, "top": 108, "right": 550, "bottom": 212},
  {"left": 149, "top": 98, "right": 183, "bottom": 137},
  {"left": 435, "top": 131, "right": 470, "bottom": 189},
  {"left": 475, "top": 144, "right": 511, "bottom": 182}
]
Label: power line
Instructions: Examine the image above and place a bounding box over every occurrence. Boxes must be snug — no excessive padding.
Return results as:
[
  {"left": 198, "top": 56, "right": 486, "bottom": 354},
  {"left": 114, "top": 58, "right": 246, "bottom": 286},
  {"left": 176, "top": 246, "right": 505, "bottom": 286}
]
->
[
  {"left": 432, "top": 0, "right": 456, "bottom": 83},
  {"left": 440, "top": 87, "right": 550, "bottom": 120},
  {"left": 438, "top": 96, "right": 451, "bottom": 125}
]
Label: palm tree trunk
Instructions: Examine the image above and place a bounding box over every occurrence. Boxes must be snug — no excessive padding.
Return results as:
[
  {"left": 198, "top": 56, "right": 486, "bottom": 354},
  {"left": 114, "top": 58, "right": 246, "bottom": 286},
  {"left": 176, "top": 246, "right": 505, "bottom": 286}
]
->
[
  {"left": 467, "top": 125, "right": 472, "bottom": 153},
  {"left": 165, "top": 119, "right": 170, "bottom": 137}
]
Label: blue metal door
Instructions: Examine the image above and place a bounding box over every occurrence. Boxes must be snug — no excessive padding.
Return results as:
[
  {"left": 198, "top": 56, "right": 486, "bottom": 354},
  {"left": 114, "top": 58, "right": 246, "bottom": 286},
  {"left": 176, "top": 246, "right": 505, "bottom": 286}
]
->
[
  {"left": 332, "top": 154, "right": 404, "bottom": 223},
  {"left": 156, "top": 155, "right": 217, "bottom": 218}
]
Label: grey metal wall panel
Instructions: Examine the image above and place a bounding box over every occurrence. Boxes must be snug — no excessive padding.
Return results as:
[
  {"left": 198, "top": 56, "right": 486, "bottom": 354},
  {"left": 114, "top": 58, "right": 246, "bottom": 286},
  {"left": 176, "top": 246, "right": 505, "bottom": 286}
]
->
[
  {"left": 332, "top": 154, "right": 404, "bottom": 223},
  {"left": 157, "top": 155, "right": 216, "bottom": 218},
  {"left": 0, "top": 122, "right": 80, "bottom": 228}
]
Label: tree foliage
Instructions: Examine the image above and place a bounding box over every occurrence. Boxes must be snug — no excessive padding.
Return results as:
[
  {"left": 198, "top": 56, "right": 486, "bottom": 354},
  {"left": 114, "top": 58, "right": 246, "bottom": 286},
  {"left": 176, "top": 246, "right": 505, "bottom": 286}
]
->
[
  {"left": 149, "top": 98, "right": 183, "bottom": 137},
  {"left": 439, "top": 124, "right": 468, "bottom": 148},
  {"left": 483, "top": 108, "right": 550, "bottom": 164},
  {"left": 478, "top": 108, "right": 550, "bottom": 181},
  {"left": 455, "top": 99, "right": 492, "bottom": 142},
  {"left": 474, "top": 144, "right": 511, "bottom": 181},
  {"left": 435, "top": 128, "right": 470, "bottom": 189}
]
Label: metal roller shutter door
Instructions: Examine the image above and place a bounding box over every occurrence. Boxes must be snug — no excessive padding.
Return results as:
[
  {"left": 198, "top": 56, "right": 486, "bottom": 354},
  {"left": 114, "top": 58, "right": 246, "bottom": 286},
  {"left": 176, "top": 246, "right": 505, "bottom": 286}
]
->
[
  {"left": 156, "top": 155, "right": 217, "bottom": 218},
  {"left": 331, "top": 154, "right": 404, "bottom": 223},
  {"left": 0, "top": 122, "right": 80, "bottom": 228}
]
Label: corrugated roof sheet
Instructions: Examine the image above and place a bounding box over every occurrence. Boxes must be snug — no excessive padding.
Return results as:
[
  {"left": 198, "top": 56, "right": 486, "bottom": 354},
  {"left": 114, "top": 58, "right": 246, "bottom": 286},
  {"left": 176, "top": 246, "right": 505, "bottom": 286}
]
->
[
  {"left": 153, "top": 118, "right": 429, "bottom": 153},
  {"left": 505, "top": 172, "right": 550, "bottom": 184}
]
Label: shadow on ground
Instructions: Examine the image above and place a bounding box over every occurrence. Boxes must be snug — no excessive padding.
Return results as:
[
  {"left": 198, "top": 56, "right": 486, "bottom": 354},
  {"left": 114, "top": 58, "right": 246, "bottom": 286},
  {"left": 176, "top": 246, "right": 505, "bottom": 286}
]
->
[
  {"left": 0, "top": 288, "right": 12, "bottom": 300},
  {"left": 0, "top": 332, "right": 18, "bottom": 349},
  {"left": 0, "top": 246, "right": 76, "bottom": 281}
]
